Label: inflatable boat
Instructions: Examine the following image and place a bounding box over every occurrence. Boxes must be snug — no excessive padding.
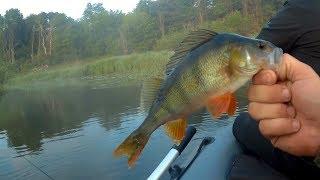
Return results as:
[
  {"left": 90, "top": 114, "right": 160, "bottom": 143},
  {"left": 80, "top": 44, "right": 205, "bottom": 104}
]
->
[{"left": 148, "top": 124, "right": 243, "bottom": 180}]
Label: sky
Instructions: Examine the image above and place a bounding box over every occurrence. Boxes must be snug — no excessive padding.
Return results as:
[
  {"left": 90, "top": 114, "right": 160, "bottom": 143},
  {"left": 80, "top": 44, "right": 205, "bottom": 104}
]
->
[{"left": 0, "top": 0, "right": 140, "bottom": 19}]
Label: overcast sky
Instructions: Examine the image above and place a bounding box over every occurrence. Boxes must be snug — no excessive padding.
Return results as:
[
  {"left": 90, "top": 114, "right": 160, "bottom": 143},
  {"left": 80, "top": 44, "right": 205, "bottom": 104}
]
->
[{"left": 0, "top": 0, "right": 140, "bottom": 19}]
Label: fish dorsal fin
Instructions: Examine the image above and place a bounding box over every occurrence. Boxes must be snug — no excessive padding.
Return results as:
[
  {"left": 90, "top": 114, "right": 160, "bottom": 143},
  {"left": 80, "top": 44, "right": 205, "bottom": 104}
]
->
[
  {"left": 140, "top": 77, "right": 164, "bottom": 112},
  {"left": 163, "top": 118, "right": 187, "bottom": 144},
  {"left": 166, "top": 29, "right": 218, "bottom": 76},
  {"left": 206, "top": 92, "right": 238, "bottom": 119}
]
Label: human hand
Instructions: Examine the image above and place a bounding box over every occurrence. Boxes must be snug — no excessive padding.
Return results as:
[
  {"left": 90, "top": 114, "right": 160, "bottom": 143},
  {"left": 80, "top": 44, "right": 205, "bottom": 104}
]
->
[{"left": 248, "top": 53, "right": 320, "bottom": 156}]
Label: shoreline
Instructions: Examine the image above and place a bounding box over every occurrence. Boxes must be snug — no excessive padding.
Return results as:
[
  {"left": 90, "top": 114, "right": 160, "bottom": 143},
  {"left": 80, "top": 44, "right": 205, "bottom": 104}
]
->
[{"left": 4, "top": 51, "right": 172, "bottom": 90}]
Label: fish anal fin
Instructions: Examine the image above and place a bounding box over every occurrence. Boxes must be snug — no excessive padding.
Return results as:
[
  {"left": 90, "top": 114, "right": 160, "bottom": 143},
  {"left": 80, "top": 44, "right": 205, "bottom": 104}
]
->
[
  {"left": 164, "top": 118, "right": 187, "bottom": 143},
  {"left": 206, "top": 92, "right": 238, "bottom": 119},
  {"left": 113, "top": 132, "right": 150, "bottom": 168}
]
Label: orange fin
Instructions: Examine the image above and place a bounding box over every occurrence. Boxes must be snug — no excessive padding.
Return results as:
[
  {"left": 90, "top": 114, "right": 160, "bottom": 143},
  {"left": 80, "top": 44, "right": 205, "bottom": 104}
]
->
[
  {"left": 164, "top": 118, "right": 187, "bottom": 144},
  {"left": 113, "top": 132, "right": 149, "bottom": 168},
  {"left": 206, "top": 92, "right": 237, "bottom": 119},
  {"left": 227, "top": 93, "right": 237, "bottom": 116}
]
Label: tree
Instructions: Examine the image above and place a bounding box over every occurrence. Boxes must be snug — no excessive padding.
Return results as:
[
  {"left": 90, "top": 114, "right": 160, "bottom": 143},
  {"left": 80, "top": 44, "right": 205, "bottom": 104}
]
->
[
  {"left": 3, "top": 9, "right": 24, "bottom": 64},
  {"left": 80, "top": 3, "right": 124, "bottom": 57},
  {"left": 120, "top": 11, "right": 158, "bottom": 53},
  {"left": 245, "top": 0, "right": 262, "bottom": 25},
  {"left": 24, "top": 14, "right": 37, "bottom": 61},
  {"left": 0, "top": 15, "right": 5, "bottom": 60},
  {"left": 82, "top": 3, "right": 106, "bottom": 21},
  {"left": 194, "top": 0, "right": 214, "bottom": 24},
  {"left": 48, "top": 13, "right": 78, "bottom": 62},
  {"left": 0, "top": 0, "right": 286, "bottom": 72}
]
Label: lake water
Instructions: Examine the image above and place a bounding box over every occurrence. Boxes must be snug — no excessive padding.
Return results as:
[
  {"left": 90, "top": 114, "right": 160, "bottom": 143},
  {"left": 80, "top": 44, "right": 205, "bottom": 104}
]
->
[{"left": 0, "top": 82, "right": 245, "bottom": 180}]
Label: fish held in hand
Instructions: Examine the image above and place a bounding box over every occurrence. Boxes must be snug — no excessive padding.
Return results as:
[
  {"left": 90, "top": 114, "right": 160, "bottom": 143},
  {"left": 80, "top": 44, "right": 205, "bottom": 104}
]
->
[{"left": 113, "top": 29, "right": 283, "bottom": 167}]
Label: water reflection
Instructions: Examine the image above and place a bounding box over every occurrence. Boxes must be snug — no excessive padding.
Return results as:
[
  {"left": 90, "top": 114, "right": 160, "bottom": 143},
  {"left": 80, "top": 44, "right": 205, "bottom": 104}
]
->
[
  {"left": 0, "top": 86, "right": 140, "bottom": 155},
  {"left": 0, "top": 84, "right": 246, "bottom": 179}
]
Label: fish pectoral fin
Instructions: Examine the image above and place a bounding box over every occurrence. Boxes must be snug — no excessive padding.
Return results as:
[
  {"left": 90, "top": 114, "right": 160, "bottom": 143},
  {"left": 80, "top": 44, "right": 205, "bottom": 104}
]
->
[
  {"left": 163, "top": 118, "right": 187, "bottom": 144},
  {"left": 206, "top": 92, "right": 238, "bottom": 119},
  {"left": 227, "top": 93, "right": 237, "bottom": 116},
  {"left": 206, "top": 94, "right": 230, "bottom": 118}
]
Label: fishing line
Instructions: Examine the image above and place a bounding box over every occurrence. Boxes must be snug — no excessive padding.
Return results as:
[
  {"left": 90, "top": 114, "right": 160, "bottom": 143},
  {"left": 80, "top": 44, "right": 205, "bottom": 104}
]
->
[
  {"left": 22, "top": 156, "right": 55, "bottom": 180},
  {"left": 6, "top": 137, "right": 55, "bottom": 180}
]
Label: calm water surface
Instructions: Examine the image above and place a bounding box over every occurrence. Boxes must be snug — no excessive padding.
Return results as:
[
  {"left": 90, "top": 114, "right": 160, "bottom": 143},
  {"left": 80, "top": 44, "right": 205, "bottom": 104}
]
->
[{"left": 0, "top": 82, "right": 245, "bottom": 180}]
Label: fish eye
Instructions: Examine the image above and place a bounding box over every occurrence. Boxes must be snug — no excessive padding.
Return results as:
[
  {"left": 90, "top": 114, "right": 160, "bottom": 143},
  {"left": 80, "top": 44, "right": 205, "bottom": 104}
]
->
[{"left": 258, "top": 42, "right": 266, "bottom": 50}]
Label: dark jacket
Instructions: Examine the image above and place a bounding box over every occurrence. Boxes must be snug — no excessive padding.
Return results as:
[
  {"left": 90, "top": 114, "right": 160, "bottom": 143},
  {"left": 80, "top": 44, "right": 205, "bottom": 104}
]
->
[{"left": 258, "top": 0, "right": 320, "bottom": 74}]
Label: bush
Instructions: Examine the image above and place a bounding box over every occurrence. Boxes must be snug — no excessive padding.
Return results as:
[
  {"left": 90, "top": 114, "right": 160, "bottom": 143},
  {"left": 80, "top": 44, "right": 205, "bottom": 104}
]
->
[
  {"left": 7, "top": 51, "right": 173, "bottom": 88},
  {"left": 154, "top": 11, "right": 260, "bottom": 53},
  {"left": 153, "top": 30, "right": 189, "bottom": 51},
  {"left": 0, "top": 61, "right": 16, "bottom": 85},
  {"left": 200, "top": 11, "right": 258, "bottom": 36}
]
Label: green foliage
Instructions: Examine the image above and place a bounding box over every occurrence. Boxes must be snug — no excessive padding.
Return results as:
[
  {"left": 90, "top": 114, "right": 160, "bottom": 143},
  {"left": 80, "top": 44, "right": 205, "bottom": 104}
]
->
[
  {"left": 0, "top": 0, "right": 285, "bottom": 87},
  {"left": 120, "top": 12, "right": 158, "bottom": 53},
  {"left": 154, "top": 10, "right": 266, "bottom": 51},
  {"left": 80, "top": 6, "right": 124, "bottom": 57},
  {"left": 201, "top": 11, "right": 257, "bottom": 36},
  {"left": 154, "top": 30, "right": 188, "bottom": 51},
  {"left": 0, "top": 60, "right": 16, "bottom": 84},
  {"left": 8, "top": 51, "right": 172, "bottom": 88}
]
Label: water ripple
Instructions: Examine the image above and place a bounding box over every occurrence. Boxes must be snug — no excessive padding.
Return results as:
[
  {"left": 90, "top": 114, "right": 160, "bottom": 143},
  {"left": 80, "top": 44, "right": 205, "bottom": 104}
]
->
[
  {"left": 0, "top": 85, "right": 243, "bottom": 180},
  {"left": 45, "top": 134, "right": 84, "bottom": 143}
]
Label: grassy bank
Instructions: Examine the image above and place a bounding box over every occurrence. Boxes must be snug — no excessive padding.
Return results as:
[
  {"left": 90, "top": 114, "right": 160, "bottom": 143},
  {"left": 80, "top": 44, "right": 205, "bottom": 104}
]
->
[{"left": 6, "top": 51, "right": 172, "bottom": 89}]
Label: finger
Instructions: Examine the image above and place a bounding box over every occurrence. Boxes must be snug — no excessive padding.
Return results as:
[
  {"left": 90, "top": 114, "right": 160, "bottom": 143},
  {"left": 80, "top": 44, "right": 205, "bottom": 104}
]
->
[
  {"left": 271, "top": 129, "right": 320, "bottom": 156},
  {"left": 271, "top": 136, "right": 302, "bottom": 156},
  {"left": 259, "top": 118, "right": 300, "bottom": 137},
  {"left": 253, "top": 70, "right": 277, "bottom": 85},
  {"left": 276, "top": 53, "right": 318, "bottom": 82},
  {"left": 248, "top": 84, "right": 291, "bottom": 103},
  {"left": 248, "top": 102, "right": 295, "bottom": 120}
]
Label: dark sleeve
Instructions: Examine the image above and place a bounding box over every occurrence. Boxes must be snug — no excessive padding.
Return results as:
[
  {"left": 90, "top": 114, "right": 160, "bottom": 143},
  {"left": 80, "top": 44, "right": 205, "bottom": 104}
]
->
[
  {"left": 257, "top": 0, "right": 301, "bottom": 52},
  {"left": 257, "top": 0, "right": 320, "bottom": 74}
]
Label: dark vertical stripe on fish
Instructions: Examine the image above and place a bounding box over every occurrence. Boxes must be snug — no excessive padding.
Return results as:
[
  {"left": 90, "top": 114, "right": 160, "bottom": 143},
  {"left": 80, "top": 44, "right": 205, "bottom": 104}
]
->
[
  {"left": 192, "top": 62, "right": 206, "bottom": 92},
  {"left": 162, "top": 96, "right": 175, "bottom": 115},
  {"left": 176, "top": 81, "right": 190, "bottom": 106}
]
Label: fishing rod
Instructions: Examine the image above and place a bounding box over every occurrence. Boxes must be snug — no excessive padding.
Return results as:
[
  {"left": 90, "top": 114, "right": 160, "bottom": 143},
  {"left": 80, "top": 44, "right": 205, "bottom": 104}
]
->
[{"left": 148, "top": 126, "right": 197, "bottom": 180}]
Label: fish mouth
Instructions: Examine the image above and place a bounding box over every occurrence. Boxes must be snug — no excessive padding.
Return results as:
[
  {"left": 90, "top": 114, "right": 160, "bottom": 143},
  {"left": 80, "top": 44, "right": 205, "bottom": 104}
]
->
[{"left": 267, "top": 47, "right": 283, "bottom": 69}]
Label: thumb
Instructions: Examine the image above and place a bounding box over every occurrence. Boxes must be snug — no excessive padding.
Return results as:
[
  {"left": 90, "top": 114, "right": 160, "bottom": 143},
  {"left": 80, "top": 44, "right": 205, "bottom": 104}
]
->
[{"left": 276, "top": 54, "right": 318, "bottom": 82}]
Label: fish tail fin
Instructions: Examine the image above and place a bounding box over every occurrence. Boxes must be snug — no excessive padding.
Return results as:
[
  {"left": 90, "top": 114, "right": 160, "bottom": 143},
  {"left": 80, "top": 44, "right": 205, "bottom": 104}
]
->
[{"left": 113, "top": 130, "right": 150, "bottom": 167}]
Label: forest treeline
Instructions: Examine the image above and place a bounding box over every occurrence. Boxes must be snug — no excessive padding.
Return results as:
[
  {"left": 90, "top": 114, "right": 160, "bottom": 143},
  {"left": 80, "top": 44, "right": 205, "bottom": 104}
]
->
[{"left": 0, "top": 0, "right": 285, "bottom": 84}]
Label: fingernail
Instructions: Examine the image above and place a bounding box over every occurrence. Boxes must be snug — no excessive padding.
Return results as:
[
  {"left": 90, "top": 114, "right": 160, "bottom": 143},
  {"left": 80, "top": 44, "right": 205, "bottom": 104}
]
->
[
  {"left": 292, "top": 119, "right": 300, "bottom": 131},
  {"left": 287, "top": 106, "right": 295, "bottom": 118},
  {"left": 282, "top": 88, "right": 290, "bottom": 100}
]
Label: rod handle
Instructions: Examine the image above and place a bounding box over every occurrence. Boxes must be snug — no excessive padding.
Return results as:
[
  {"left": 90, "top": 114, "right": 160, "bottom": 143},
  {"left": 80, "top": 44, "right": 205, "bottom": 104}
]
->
[{"left": 173, "top": 126, "right": 196, "bottom": 154}]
